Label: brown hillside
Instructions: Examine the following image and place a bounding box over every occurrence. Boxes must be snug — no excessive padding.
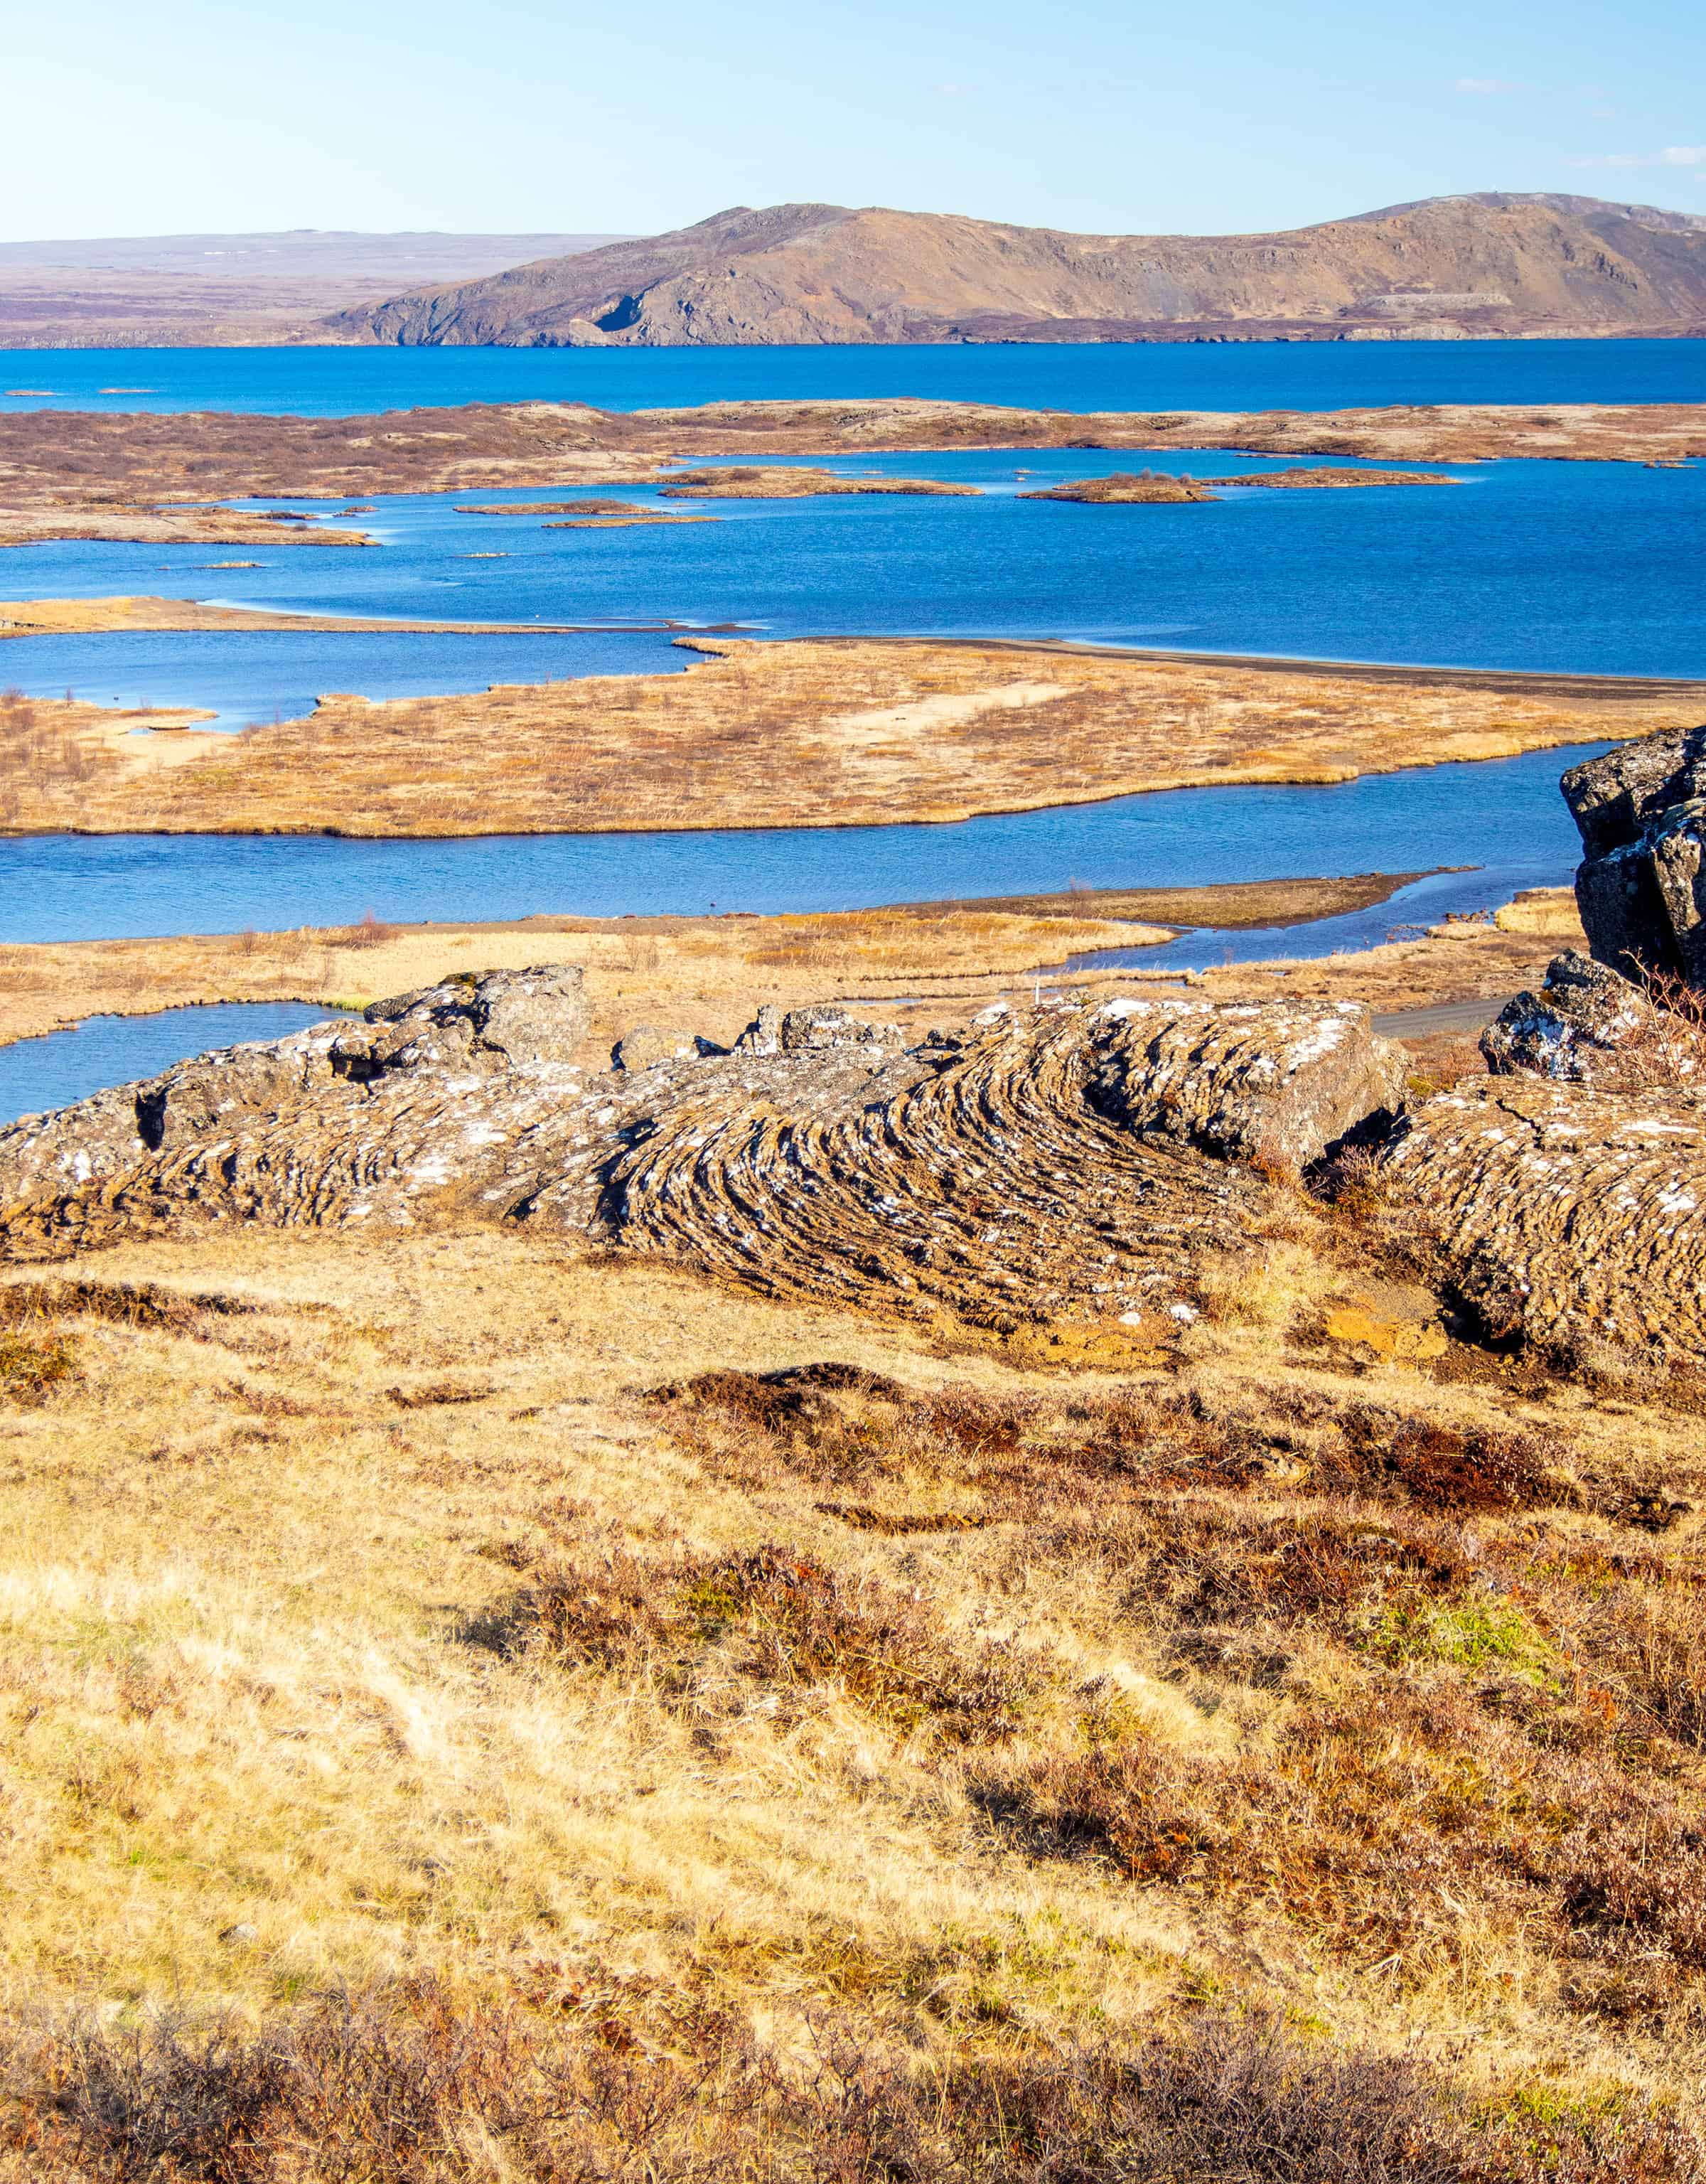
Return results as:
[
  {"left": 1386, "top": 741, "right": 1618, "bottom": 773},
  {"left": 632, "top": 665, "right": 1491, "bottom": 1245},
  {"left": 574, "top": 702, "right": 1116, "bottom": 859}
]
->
[{"left": 341, "top": 192, "right": 1706, "bottom": 347}]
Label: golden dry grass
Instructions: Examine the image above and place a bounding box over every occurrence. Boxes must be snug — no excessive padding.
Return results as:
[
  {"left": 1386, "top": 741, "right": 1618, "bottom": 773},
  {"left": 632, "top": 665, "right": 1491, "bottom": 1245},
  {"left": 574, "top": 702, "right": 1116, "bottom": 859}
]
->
[
  {"left": 0, "top": 879, "right": 1576, "bottom": 1058},
  {"left": 1, "top": 637, "right": 1694, "bottom": 835},
  {"left": 0, "top": 901, "right": 1169, "bottom": 1052},
  {"left": 1, "top": 1180, "right": 1703, "bottom": 2171}
]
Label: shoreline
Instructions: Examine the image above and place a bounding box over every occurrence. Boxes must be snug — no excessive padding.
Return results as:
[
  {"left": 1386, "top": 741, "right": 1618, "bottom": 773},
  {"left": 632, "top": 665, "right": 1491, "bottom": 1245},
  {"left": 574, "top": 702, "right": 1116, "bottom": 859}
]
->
[
  {"left": 0, "top": 628, "right": 1675, "bottom": 838},
  {"left": 805, "top": 635, "right": 1706, "bottom": 702},
  {"left": 0, "top": 874, "right": 1579, "bottom": 1063},
  {"left": 0, "top": 400, "right": 1701, "bottom": 557},
  {"left": 0, "top": 596, "right": 744, "bottom": 639}
]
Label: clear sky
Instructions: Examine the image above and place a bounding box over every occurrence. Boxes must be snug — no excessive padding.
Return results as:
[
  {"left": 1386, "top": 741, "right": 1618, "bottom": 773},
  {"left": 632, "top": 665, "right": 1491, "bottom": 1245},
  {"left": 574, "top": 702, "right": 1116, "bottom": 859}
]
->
[{"left": 4, "top": 0, "right": 1702, "bottom": 242}]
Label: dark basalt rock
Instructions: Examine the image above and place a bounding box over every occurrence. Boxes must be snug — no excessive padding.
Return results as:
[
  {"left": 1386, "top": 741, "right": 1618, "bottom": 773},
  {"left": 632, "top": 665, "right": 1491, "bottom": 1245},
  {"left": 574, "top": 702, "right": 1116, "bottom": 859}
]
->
[{"left": 1565, "top": 727, "right": 1706, "bottom": 980}]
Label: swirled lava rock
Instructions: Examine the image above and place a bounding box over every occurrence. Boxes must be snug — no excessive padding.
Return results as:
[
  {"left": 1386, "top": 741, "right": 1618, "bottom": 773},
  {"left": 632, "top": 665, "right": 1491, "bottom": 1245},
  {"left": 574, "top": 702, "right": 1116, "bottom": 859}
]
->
[
  {"left": 1380, "top": 1077, "right": 1706, "bottom": 1364},
  {"left": 1565, "top": 726, "right": 1706, "bottom": 982},
  {"left": 0, "top": 975, "right": 1401, "bottom": 1331}
]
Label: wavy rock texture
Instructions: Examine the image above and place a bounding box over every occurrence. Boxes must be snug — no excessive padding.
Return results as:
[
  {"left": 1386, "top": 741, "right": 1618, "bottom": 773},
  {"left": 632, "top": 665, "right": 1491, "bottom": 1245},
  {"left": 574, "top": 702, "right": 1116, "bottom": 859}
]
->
[
  {"left": 1380, "top": 1078, "right": 1706, "bottom": 1362},
  {"left": 0, "top": 976, "right": 1400, "bottom": 1334},
  {"left": 10, "top": 964, "right": 1702, "bottom": 1369}
]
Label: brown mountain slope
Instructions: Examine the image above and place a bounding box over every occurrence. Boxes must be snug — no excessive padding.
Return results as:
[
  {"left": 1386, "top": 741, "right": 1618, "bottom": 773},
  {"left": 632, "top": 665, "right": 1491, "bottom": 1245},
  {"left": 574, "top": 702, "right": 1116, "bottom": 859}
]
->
[{"left": 338, "top": 193, "right": 1706, "bottom": 347}]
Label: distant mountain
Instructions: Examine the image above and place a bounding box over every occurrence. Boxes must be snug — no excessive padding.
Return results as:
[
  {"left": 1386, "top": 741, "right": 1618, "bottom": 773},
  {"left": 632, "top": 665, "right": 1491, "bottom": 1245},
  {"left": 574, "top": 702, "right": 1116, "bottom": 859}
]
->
[
  {"left": 336, "top": 195, "right": 1706, "bottom": 347},
  {"left": 0, "top": 230, "right": 629, "bottom": 347}
]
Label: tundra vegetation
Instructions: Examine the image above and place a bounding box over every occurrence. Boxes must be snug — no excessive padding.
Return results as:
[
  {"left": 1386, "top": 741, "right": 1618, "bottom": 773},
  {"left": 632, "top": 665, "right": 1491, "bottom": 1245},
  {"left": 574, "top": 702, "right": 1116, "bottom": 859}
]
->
[
  {"left": 0, "top": 397, "right": 1702, "bottom": 547},
  {"left": 1, "top": 1125, "right": 1705, "bottom": 2177},
  {"left": 1, "top": 639, "right": 1699, "bottom": 836}
]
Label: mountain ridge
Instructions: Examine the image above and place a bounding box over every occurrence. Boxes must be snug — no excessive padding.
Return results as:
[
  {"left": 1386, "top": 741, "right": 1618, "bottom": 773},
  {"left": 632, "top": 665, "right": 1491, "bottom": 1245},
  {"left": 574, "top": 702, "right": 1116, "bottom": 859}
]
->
[{"left": 336, "top": 193, "right": 1706, "bottom": 347}]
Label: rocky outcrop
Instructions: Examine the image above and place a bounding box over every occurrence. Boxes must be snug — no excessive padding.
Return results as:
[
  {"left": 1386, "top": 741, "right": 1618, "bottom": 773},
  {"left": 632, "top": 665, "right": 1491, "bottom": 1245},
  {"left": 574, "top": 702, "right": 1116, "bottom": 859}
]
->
[
  {"left": 335, "top": 193, "right": 1706, "bottom": 349},
  {"left": 0, "top": 978, "right": 1399, "bottom": 1334},
  {"left": 1391, "top": 747, "right": 1706, "bottom": 1368},
  {"left": 1481, "top": 950, "right": 1650, "bottom": 1083},
  {"left": 1565, "top": 727, "right": 1706, "bottom": 981},
  {"left": 1380, "top": 1077, "right": 1706, "bottom": 1362},
  {"left": 1087, "top": 996, "right": 1405, "bottom": 1168}
]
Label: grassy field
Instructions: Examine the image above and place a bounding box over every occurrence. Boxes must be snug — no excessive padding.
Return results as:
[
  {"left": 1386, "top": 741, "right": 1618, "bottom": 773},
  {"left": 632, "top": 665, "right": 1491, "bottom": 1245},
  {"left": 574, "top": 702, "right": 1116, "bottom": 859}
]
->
[
  {"left": 7, "top": 879, "right": 1698, "bottom": 2178},
  {"left": 1, "top": 1169, "right": 1702, "bottom": 2176}
]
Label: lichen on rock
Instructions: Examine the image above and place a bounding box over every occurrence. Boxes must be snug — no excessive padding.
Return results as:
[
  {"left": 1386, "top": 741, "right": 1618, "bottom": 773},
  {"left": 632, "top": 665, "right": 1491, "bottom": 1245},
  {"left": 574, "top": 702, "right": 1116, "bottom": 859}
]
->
[{"left": 1566, "top": 726, "right": 1706, "bottom": 982}]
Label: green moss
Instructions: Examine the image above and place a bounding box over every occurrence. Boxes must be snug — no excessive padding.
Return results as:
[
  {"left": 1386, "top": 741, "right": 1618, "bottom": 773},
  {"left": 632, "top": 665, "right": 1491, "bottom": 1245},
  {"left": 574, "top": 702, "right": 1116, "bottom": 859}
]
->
[{"left": 1368, "top": 1600, "right": 1553, "bottom": 1681}]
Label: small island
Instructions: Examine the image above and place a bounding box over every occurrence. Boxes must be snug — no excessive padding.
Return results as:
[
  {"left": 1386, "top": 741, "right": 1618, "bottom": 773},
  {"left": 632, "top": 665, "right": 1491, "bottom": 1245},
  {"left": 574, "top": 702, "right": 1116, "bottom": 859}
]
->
[
  {"left": 1020, "top": 470, "right": 1215, "bottom": 504},
  {"left": 656, "top": 465, "right": 978, "bottom": 499},
  {"left": 1200, "top": 465, "right": 1458, "bottom": 489},
  {"left": 1024, "top": 464, "right": 1457, "bottom": 505},
  {"left": 454, "top": 499, "right": 643, "bottom": 515}
]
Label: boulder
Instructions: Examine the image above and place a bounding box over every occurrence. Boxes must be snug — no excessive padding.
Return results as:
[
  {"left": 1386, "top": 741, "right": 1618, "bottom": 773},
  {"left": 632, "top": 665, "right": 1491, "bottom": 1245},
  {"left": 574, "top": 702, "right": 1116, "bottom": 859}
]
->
[
  {"left": 613, "top": 1025, "right": 717, "bottom": 1071},
  {"left": 355, "top": 964, "right": 589, "bottom": 1071},
  {"left": 1563, "top": 727, "right": 1706, "bottom": 981},
  {"left": 734, "top": 1002, "right": 903, "bottom": 1058},
  {"left": 1481, "top": 950, "right": 1648, "bottom": 1083},
  {"left": 1379, "top": 1076, "right": 1706, "bottom": 1366},
  {"left": 1088, "top": 996, "right": 1407, "bottom": 1169}
]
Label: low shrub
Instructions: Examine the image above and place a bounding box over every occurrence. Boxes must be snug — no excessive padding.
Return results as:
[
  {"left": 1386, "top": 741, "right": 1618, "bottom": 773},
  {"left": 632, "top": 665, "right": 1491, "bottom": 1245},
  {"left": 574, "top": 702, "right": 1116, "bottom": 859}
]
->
[
  {"left": 0, "top": 1327, "right": 75, "bottom": 1402},
  {"left": 514, "top": 1541, "right": 1040, "bottom": 1744},
  {"left": 18, "top": 1988, "right": 1696, "bottom": 2183}
]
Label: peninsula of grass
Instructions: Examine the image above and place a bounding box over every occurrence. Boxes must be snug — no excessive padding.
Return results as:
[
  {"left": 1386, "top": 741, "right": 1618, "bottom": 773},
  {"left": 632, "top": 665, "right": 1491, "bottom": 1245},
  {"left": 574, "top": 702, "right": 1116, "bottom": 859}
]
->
[{"left": 2, "top": 636, "right": 1697, "bottom": 837}]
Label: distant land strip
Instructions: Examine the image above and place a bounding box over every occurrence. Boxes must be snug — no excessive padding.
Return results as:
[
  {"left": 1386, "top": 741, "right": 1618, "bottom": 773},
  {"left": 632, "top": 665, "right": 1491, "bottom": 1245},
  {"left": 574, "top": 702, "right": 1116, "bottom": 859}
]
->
[
  {"left": 806, "top": 635, "right": 1706, "bottom": 705},
  {"left": 0, "top": 596, "right": 740, "bottom": 638},
  {"left": 0, "top": 397, "right": 1700, "bottom": 551}
]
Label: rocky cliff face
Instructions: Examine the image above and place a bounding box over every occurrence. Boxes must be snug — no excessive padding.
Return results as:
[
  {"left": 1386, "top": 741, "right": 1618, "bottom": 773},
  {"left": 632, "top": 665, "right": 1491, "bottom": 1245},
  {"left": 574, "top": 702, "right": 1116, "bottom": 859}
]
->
[
  {"left": 1565, "top": 728, "right": 1706, "bottom": 983},
  {"left": 334, "top": 193, "right": 1706, "bottom": 348}
]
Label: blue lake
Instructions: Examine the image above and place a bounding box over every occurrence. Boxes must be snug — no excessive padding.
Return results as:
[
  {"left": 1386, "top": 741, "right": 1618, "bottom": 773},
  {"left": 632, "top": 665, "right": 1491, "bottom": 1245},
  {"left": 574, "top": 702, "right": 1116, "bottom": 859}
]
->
[
  {"left": 0, "top": 1002, "right": 355, "bottom": 1127},
  {"left": 0, "top": 742, "right": 1610, "bottom": 943},
  {"left": 0, "top": 338, "right": 1700, "bottom": 417},
  {"left": 0, "top": 343, "right": 1693, "bottom": 987},
  {"left": 2, "top": 449, "right": 1702, "bottom": 727},
  {"left": 6, "top": 628, "right": 691, "bottom": 729}
]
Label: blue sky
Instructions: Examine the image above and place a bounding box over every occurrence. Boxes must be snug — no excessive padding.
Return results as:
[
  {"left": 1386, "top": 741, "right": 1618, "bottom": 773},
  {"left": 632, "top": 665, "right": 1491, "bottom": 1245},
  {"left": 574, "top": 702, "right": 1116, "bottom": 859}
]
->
[{"left": 4, "top": 0, "right": 1703, "bottom": 240}]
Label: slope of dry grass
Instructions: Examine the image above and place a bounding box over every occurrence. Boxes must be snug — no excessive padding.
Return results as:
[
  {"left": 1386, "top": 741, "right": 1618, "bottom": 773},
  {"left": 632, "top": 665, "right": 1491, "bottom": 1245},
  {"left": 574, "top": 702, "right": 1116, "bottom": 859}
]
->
[
  {"left": 0, "top": 1182, "right": 1702, "bottom": 2175},
  {"left": 1, "top": 638, "right": 1694, "bottom": 836}
]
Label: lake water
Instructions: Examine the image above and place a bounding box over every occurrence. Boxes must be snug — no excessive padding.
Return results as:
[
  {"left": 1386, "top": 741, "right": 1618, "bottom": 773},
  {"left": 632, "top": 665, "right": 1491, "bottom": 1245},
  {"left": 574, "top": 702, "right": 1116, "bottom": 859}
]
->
[
  {"left": 0, "top": 338, "right": 1700, "bottom": 417},
  {"left": 0, "top": 341, "right": 1693, "bottom": 1052},
  {"left": 0, "top": 741, "right": 1609, "bottom": 943},
  {"left": 1070, "top": 863, "right": 1567, "bottom": 973},
  {"left": 9, "top": 628, "right": 690, "bottom": 729},
  {"left": 4, "top": 449, "right": 1702, "bottom": 731},
  {"left": 0, "top": 1001, "right": 353, "bottom": 1126}
]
